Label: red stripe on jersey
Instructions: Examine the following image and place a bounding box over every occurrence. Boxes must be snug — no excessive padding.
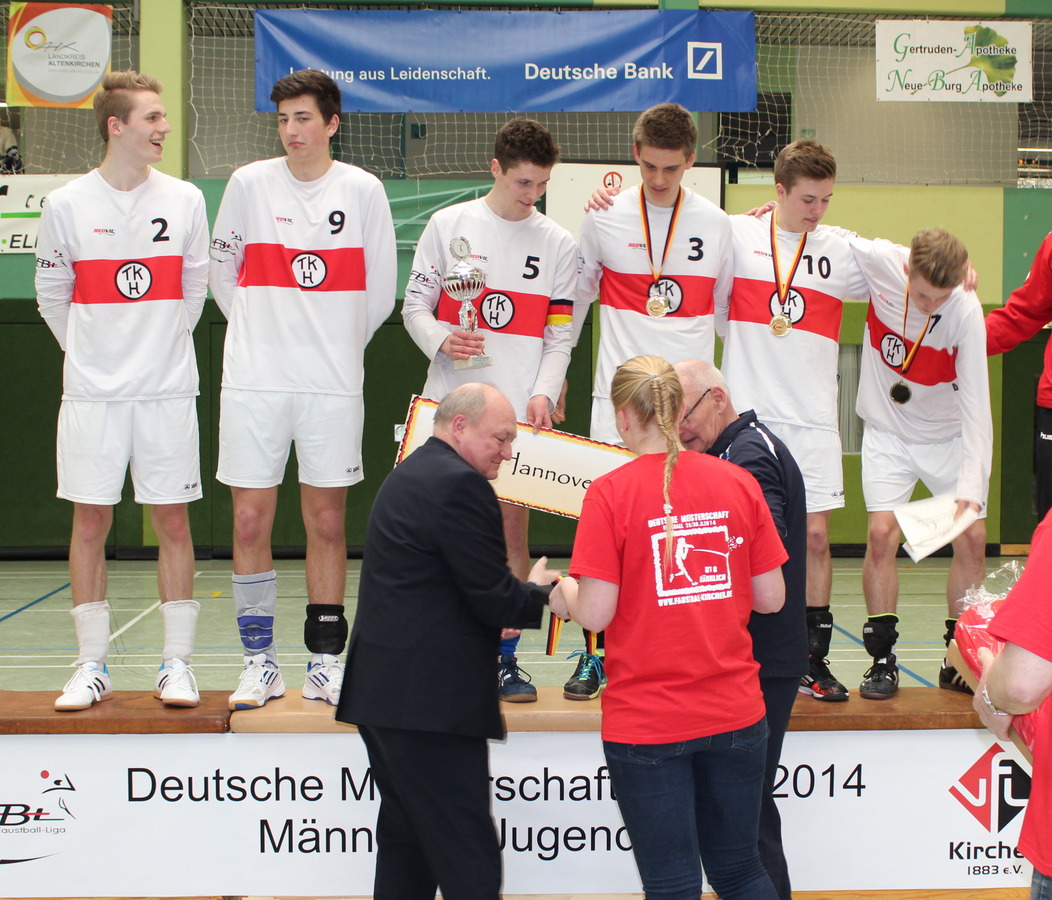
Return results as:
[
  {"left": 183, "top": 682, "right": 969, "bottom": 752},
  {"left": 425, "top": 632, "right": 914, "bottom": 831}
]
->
[
  {"left": 599, "top": 267, "right": 716, "bottom": 317},
  {"left": 729, "top": 277, "right": 844, "bottom": 341},
  {"left": 238, "top": 243, "right": 366, "bottom": 292},
  {"left": 436, "top": 287, "right": 554, "bottom": 337},
  {"left": 866, "top": 302, "right": 957, "bottom": 386},
  {"left": 71, "top": 256, "right": 184, "bottom": 304}
]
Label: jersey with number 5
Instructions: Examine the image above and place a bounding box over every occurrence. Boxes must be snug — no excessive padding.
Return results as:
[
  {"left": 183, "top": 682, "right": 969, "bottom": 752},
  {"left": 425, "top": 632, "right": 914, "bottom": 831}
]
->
[{"left": 402, "top": 197, "right": 578, "bottom": 419}]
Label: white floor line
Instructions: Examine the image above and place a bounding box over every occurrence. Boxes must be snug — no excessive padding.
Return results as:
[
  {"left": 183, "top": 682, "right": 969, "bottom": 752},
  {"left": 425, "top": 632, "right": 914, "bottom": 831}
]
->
[{"left": 108, "top": 600, "right": 161, "bottom": 641}]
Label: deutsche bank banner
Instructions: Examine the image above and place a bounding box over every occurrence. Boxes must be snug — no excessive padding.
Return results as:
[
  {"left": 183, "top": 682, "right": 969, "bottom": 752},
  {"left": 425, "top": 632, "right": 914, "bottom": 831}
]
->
[{"left": 254, "top": 9, "right": 756, "bottom": 113}]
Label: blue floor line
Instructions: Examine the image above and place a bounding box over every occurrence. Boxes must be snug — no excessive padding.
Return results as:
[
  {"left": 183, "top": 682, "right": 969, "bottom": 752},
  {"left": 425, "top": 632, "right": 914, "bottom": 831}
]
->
[
  {"left": 831, "top": 622, "right": 936, "bottom": 687},
  {"left": 0, "top": 583, "right": 71, "bottom": 624}
]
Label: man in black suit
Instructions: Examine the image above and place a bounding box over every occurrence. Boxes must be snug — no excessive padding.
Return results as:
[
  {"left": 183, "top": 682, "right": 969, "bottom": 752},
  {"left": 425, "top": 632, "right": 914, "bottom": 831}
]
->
[
  {"left": 336, "top": 382, "right": 560, "bottom": 900},
  {"left": 675, "top": 359, "right": 807, "bottom": 900}
]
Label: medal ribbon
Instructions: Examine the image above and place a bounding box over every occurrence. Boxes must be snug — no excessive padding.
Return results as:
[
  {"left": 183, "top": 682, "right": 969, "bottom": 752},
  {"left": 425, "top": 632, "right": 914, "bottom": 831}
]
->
[
  {"left": 899, "top": 287, "right": 932, "bottom": 375},
  {"left": 640, "top": 187, "right": 684, "bottom": 292},
  {"left": 770, "top": 210, "right": 808, "bottom": 312}
]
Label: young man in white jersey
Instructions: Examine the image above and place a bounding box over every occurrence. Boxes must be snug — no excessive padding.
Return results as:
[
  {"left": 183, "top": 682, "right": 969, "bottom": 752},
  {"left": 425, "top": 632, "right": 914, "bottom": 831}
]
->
[
  {"left": 403, "top": 117, "right": 578, "bottom": 701},
  {"left": 569, "top": 104, "right": 734, "bottom": 699},
  {"left": 720, "top": 142, "right": 870, "bottom": 702},
  {"left": 848, "top": 228, "right": 990, "bottom": 699},
  {"left": 36, "top": 71, "right": 209, "bottom": 711},
  {"left": 209, "top": 70, "right": 396, "bottom": 711}
]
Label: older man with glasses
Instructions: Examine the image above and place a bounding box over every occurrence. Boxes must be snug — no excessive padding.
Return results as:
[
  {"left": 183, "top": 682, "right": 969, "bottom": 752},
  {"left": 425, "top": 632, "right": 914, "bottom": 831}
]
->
[{"left": 674, "top": 358, "right": 808, "bottom": 900}]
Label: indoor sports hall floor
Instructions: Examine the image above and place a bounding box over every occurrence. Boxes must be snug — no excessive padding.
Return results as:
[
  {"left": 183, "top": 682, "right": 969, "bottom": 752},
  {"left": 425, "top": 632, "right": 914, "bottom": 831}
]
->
[{"left": 0, "top": 554, "right": 1020, "bottom": 697}]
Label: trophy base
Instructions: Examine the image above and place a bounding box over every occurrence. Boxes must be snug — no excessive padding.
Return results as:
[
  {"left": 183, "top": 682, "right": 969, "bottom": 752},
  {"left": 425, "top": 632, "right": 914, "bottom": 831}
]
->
[{"left": 454, "top": 354, "right": 492, "bottom": 370}]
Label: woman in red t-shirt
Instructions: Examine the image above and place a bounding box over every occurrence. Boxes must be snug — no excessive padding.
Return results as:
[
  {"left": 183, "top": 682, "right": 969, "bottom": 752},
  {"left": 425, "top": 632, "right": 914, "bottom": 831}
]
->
[{"left": 552, "top": 355, "right": 786, "bottom": 900}]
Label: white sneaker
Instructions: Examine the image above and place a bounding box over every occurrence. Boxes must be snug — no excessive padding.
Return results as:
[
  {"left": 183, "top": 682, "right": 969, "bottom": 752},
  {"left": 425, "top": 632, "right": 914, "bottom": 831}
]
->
[
  {"left": 55, "top": 661, "right": 112, "bottom": 712},
  {"left": 229, "top": 653, "right": 285, "bottom": 711},
  {"left": 303, "top": 654, "right": 343, "bottom": 705},
  {"left": 155, "top": 658, "right": 200, "bottom": 708}
]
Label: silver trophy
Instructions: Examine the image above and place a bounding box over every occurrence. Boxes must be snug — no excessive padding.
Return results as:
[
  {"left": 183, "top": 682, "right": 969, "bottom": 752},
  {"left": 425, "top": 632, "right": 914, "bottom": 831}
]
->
[{"left": 442, "top": 236, "right": 492, "bottom": 370}]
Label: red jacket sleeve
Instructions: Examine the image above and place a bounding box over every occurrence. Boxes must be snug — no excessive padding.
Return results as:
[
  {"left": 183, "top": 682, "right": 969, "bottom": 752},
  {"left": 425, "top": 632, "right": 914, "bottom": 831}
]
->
[{"left": 986, "top": 231, "right": 1052, "bottom": 356}]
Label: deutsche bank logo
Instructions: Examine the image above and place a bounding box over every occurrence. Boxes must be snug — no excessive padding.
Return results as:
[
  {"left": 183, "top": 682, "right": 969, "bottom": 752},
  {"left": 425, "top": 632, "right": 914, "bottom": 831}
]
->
[{"left": 688, "top": 42, "right": 723, "bottom": 80}]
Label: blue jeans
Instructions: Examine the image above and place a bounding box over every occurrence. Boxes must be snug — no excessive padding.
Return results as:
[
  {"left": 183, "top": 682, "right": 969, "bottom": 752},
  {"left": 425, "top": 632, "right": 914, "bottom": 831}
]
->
[
  {"left": 1033, "top": 868, "right": 1052, "bottom": 900},
  {"left": 603, "top": 717, "right": 778, "bottom": 900}
]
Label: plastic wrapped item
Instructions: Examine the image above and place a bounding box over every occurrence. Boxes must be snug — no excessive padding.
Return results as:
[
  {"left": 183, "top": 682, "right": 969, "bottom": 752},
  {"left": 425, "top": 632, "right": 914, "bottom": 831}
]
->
[{"left": 953, "top": 560, "right": 1044, "bottom": 758}]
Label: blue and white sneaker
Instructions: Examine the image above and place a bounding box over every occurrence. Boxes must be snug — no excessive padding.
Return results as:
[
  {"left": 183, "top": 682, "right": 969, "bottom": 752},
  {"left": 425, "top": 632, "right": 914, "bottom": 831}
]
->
[
  {"left": 229, "top": 653, "right": 285, "bottom": 710},
  {"left": 55, "top": 661, "right": 112, "bottom": 711},
  {"left": 155, "top": 658, "right": 200, "bottom": 708},
  {"left": 498, "top": 654, "right": 537, "bottom": 703},
  {"left": 303, "top": 654, "right": 343, "bottom": 705}
]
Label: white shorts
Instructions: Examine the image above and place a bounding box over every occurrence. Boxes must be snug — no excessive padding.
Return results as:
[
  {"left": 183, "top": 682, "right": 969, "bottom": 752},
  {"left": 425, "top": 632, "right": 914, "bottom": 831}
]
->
[
  {"left": 766, "top": 422, "right": 845, "bottom": 514},
  {"left": 589, "top": 397, "right": 622, "bottom": 447},
  {"left": 57, "top": 397, "right": 202, "bottom": 506},
  {"left": 861, "top": 426, "right": 988, "bottom": 516},
  {"left": 217, "top": 389, "right": 365, "bottom": 489}
]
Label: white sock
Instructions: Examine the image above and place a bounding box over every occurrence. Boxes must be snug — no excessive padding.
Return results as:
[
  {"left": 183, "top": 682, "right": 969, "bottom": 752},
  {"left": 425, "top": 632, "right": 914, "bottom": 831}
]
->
[
  {"left": 70, "top": 601, "right": 110, "bottom": 666},
  {"left": 310, "top": 653, "right": 339, "bottom": 667},
  {"left": 161, "top": 598, "right": 200, "bottom": 664}
]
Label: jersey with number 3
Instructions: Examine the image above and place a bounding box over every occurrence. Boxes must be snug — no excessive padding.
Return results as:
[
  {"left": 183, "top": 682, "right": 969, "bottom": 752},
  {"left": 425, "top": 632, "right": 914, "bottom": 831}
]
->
[
  {"left": 209, "top": 157, "right": 396, "bottom": 396},
  {"left": 35, "top": 168, "right": 208, "bottom": 401},
  {"left": 402, "top": 197, "right": 578, "bottom": 419},
  {"left": 578, "top": 185, "right": 733, "bottom": 405},
  {"left": 721, "top": 213, "right": 869, "bottom": 434}
]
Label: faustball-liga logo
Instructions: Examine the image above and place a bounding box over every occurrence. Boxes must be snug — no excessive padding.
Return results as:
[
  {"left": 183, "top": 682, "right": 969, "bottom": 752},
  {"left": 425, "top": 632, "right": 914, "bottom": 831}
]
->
[
  {"left": 949, "top": 744, "right": 1030, "bottom": 833},
  {"left": 0, "top": 769, "right": 79, "bottom": 863}
]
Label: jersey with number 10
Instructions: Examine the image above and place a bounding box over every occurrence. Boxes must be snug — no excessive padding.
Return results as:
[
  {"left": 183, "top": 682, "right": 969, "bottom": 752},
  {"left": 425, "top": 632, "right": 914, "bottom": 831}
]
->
[
  {"left": 35, "top": 168, "right": 208, "bottom": 401},
  {"left": 209, "top": 157, "right": 396, "bottom": 396},
  {"left": 720, "top": 212, "right": 869, "bottom": 435}
]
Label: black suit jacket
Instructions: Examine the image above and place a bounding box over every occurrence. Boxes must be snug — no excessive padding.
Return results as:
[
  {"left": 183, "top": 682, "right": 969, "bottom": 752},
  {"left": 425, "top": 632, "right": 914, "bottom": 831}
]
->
[{"left": 336, "top": 437, "right": 547, "bottom": 740}]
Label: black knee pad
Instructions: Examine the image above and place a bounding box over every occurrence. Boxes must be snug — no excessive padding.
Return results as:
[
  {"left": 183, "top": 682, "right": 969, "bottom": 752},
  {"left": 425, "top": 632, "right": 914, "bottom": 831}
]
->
[
  {"left": 862, "top": 615, "right": 899, "bottom": 659},
  {"left": 943, "top": 617, "right": 957, "bottom": 647},
  {"left": 304, "top": 604, "right": 348, "bottom": 655},
  {"left": 806, "top": 608, "right": 834, "bottom": 658}
]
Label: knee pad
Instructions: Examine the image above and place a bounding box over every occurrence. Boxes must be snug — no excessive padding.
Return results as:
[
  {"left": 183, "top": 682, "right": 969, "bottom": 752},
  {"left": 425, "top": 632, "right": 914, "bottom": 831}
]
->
[
  {"left": 806, "top": 608, "right": 834, "bottom": 658},
  {"left": 862, "top": 615, "right": 899, "bottom": 659},
  {"left": 943, "top": 617, "right": 957, "bottom": 647},
  {"left": 304, "top": 604, "right": 348, "bottom": 655},
  {"left": 237, "top": 615, "right": 275, "bottom": 654}
]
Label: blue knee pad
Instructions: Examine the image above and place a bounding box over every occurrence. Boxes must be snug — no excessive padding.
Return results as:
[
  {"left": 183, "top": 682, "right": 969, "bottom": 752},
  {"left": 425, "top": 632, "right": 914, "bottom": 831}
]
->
[{"left": 238, "top": 615, "right": 275, "bottom": 654}]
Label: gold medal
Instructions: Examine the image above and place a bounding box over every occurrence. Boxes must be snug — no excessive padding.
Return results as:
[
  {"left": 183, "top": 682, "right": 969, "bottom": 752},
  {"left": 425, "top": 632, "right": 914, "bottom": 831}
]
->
[
  {"left": 769, "top": 314, "right": 792, "bottom": 336},
  {"left": 640, "top": 188, "right": 683, "bottom": 320},
  {"left": 647, "top": 295, "right": 670, "bottom": 318}
]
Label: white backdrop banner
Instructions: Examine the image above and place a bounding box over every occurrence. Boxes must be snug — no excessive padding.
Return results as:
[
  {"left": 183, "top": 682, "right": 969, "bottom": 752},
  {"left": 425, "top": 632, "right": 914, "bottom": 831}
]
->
[
  {"left": 0, "top": 728, "right": 1033, "bottom": 896},
  {"left": 876, "top": 20, "right": 1032, "bottom": 102},
  {"left": 398, "top": 396, "right": 633, "bottom": 518},
  {"left": 0, "top": 173, "right": 77, "bottom": 253}
]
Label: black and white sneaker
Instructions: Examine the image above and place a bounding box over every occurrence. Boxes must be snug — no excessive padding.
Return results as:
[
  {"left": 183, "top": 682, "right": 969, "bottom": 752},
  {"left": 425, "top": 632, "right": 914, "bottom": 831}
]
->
[{"left": 860, "top": 654, "right": 899, "bottom": 700}]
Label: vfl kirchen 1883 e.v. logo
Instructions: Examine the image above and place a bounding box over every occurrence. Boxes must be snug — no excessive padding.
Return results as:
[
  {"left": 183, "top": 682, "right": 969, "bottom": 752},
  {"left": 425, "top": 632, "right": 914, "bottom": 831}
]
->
[
  {"left": 949, "top": 744, "right": 1030, "bottom": 833},
  {"left": 0, "top": 769, "right": 78, "bottom": 864}
]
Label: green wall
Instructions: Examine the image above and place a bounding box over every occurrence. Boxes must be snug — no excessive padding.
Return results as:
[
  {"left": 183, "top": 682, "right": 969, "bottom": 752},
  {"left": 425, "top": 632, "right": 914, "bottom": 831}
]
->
[
  {"left": 0, "top": 175, "right": 594, "bottom": 555},
  {"left": 3, "top": 177, "right": 1050, "bottom": 553}
]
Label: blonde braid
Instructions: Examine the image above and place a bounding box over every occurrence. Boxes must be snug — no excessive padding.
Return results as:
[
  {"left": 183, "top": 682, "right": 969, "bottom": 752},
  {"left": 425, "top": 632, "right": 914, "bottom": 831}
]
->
[{"left": 609, "top": 355, "right": 683, "bottom": 577}]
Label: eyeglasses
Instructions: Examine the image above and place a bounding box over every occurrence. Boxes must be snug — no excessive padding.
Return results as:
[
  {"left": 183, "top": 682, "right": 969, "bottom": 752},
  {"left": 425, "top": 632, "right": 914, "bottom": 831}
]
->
[{"left": 682, "top": 388, "right": 712, "bottom": 423}]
